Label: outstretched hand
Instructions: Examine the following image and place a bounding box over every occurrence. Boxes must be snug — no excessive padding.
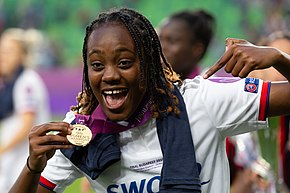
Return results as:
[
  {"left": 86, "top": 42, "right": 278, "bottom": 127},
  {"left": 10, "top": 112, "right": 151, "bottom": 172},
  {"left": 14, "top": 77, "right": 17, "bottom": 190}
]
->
[
  {"left": 27, "top": 122, "right": 72, "bottom": 173},
  {"left": 203, "top": 38, "right": 280, "bottom": 79}
]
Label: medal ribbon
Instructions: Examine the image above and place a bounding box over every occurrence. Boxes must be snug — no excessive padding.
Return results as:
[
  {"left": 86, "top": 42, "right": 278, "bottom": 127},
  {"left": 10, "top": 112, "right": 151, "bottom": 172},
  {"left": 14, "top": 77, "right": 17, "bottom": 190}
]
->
[{"left": 74, "top": 98, "right": 152, "bottom": 138}]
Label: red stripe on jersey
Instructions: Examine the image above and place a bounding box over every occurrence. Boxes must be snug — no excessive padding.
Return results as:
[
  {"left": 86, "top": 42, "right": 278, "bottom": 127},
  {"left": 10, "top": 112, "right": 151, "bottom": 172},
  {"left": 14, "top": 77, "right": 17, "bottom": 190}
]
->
[
  {"left": 258, "top": 82, "right": 270, "bottom": 121},
  {"left": 39, "top": 176, "right": 56, "bottom": 190}
]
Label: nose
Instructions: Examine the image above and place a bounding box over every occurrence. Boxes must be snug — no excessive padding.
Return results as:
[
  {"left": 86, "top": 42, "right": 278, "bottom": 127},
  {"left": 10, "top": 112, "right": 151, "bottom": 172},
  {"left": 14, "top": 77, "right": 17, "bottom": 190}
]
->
[{"left": 102, "top": 65, "right": 121, "bottom": 84}]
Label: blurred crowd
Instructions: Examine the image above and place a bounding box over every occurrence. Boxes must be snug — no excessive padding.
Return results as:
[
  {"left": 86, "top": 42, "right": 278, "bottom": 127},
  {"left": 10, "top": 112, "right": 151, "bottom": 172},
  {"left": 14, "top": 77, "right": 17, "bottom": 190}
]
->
[{"left": 0, "top": 0, "right": 289, "bottom": 68}]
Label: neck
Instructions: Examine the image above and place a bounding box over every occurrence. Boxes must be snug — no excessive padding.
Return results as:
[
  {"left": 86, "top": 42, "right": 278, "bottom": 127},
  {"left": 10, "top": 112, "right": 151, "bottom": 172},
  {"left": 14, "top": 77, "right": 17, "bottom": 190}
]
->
[{"left": 182, "top": 66, "right": 200, "bottom": 80}]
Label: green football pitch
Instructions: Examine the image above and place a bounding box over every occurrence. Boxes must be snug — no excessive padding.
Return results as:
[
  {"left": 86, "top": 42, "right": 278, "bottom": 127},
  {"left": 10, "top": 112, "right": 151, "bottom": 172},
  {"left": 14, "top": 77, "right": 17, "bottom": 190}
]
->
[{"left": 63, "top": 178, "right": 93, "bottom": 193}]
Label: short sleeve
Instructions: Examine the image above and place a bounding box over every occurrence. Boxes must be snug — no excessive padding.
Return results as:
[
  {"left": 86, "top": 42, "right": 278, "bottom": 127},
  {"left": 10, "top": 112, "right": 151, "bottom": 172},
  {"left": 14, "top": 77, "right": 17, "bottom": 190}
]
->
[
  {"left": 13, "top": 70, "right": 48, "bottom": 114},
  {"left": 182, "top": 76, "right": 270, "bottom": 137},
  {"left": 40, "top": 150, "right": 84, "bottom": 192},
  {"left": 203, "top": 77, "right": 270, "bottom": 136}
]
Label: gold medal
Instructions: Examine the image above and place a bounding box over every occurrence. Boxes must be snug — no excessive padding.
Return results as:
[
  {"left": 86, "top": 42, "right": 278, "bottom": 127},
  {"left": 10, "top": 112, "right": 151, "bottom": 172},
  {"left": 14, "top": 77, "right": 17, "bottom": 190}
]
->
[{"left": 67, "top": 124, "right": 92, "bottom": 147}]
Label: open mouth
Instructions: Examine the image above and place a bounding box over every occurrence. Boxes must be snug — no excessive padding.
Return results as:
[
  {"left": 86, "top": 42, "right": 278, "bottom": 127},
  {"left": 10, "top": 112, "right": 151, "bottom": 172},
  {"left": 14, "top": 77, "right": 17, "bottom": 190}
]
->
[{"left": 102, "top": 88, "right": 128, "bottom": 109}]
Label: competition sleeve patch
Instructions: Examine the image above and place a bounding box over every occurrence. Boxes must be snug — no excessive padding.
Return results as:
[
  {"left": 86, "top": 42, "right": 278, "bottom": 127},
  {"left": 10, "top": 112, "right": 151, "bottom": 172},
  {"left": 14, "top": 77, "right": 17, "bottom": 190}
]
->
[
  {"left": 39, "top": 176, "right": 56, "bottom": 191},
  {"left": 244, "top": 78, "right": 259, "bottom": 93},
  {"left": 258, "top": 81, "right": 271, "bottom": 121}
]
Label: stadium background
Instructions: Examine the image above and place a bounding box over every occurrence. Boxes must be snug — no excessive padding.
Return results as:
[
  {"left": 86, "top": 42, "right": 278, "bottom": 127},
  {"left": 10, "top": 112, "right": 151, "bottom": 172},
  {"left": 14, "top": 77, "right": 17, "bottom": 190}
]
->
[{"left": 0, "top": 0, "right": 289, "bottom": 192}]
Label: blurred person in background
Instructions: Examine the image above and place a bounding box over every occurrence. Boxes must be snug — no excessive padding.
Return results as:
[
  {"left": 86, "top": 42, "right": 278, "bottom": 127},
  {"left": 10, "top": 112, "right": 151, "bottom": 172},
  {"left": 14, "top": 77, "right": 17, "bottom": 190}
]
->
[
  {"left": 158, "top": 9, "right": 216, "bottom": 80},
  {"left": 248, "top": 30, "right": 290, "bottom": 192},
  {"left": 24, "top": 28, "right": 61, "bottom": 69},
  {"left": 227, "top": 133, "right": 276, "bottom": 193},
  {"left": 0, "top": 28, "right": 50, "bottom": 192}
]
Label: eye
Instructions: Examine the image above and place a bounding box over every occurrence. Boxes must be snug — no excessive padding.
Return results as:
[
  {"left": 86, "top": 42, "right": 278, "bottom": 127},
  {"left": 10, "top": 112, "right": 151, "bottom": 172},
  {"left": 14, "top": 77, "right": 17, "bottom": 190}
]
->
[
  {"left": 167, "top": 37, "right": 177, "bottom": 45},
  {"left": 118, "top": 60, "right": 133, "bottom": 69},
  {"left": 91, "top": 61, "right": 104, "bottom": 71}
]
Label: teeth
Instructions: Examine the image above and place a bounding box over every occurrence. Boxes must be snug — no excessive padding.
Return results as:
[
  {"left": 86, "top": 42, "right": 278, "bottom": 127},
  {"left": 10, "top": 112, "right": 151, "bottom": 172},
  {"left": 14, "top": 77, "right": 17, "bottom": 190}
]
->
[
  {"left": 103, "top": 89, "right": 127, "bottom": 95},
  {"left": 104, "top": 90, "right": 112, "bottom": 95}
]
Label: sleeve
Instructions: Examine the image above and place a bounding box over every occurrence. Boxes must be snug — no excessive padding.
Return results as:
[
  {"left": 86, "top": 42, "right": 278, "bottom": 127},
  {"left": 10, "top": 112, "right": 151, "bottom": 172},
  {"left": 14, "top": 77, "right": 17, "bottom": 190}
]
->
[
  {"left": 13, "top": 72, "right": 46, "bottom": 113},
  {"left": 39, "top": 150, "right": 84, "bottom": 192},
  {"left": 200, "top": 77, "right": 270, "bottom": 137}
]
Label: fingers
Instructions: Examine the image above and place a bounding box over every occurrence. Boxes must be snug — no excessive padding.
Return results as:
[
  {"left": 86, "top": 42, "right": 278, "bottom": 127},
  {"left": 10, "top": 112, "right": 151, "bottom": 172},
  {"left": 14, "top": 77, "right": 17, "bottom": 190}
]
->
[
  {"left": 31, "top": 122, "right": 72, "bottom": 136},
  {"left": 203, "top": 38, "right": 254, "bottom": 79},
  {"left": 238, "top": 63, "right": 252, "bottom": 78},
  {"left": 30, "top": 122, "right": 72, "bottom": 145},
  {"left": 27, "top": 122, "right": 74, "bottom": 172},
  {"left": 31, "top": 143, "right": 72, "bottom": 158},
  {"left": 224, "top": 55, "right": 237, "bottom": 73},
  {"left": 32, "top": 133, "right": 71, "bottom": 146},
  {"left": 29, "top": 122, "right": 73, "bottom": 157},
  {"left": 225, "top": 38, "right": 248, "bottom": 47},
  {"left": 203, "top": 48, "right": 233, "bottom": 79}
]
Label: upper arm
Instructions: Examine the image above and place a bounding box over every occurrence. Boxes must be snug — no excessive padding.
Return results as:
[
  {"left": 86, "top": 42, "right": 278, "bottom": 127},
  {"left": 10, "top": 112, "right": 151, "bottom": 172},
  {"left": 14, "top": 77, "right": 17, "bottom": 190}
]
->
[
  {"left": 248, "top": 67, "right": 287, "bottom": 82},
  {"left": 268, "top": 82, "right": 290, "bottom": 117},
  {"left": 21, "top": 111, "right": 36, "bottom": 131},
  {"left": 189, "top": 77, "right": 267, "bottom": 136}
]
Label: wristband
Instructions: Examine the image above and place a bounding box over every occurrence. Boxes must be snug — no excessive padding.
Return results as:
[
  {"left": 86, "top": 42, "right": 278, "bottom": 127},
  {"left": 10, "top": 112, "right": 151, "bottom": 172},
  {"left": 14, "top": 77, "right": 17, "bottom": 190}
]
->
[{"left": 26, "top": 156, "right": 43, "bottom": 174}]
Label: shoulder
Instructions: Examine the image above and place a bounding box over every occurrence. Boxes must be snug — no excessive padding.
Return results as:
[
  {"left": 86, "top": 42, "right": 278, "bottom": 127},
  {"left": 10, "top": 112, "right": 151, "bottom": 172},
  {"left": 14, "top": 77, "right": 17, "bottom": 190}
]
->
[
  {"left": 179, "top": 76, "right": 204, "bottom": 94},
  {"left": 14, "top": 69, "right": 46, "bottom": 89},
  {"left": 19, "top": 69, "right": 43, "bottom": 81},
  {"left": 178, "top": 76, "right": 241, "bottom": 96}
]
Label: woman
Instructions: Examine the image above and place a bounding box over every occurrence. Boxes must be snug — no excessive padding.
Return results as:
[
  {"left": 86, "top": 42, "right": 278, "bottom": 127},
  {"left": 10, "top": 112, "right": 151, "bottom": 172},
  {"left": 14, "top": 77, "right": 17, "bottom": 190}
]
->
[
  {"left": 158, "top": 9, "right": 216, "bottom": 80},
  {"left": 0, "top": 28, "right": 50, "bottom": 192},
  {"left": 9, "top": 8, "right": 290, "bottom": 193}
]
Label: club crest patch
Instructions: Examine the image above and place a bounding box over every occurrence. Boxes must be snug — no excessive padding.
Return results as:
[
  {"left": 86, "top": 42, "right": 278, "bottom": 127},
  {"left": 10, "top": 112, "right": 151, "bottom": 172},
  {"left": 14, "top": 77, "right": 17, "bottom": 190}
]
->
[{"left": 244, "top": 78, "right": 259, "bottom": 93}]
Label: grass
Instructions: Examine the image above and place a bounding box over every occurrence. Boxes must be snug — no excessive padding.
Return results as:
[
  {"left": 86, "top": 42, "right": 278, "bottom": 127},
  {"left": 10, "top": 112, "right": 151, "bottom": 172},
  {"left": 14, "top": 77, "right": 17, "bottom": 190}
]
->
[
  {"left": 63, "top": 178, "right": 93, "bottom": 193},
  {"left": 63, "top": 178, "right": 82, "bottom": 193},
  {"left": 257, "top": 117, "right": 279, "bottom": 176}
]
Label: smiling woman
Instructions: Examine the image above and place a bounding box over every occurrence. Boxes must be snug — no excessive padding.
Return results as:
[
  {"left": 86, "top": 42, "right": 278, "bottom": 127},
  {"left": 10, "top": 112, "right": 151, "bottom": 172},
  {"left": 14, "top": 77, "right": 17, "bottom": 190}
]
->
[
  {"left": 8, "top": 7, "right": 290, "bottom": 193},
  {"left": 86, "top": 23, "right": 146, "bottom": 121}
]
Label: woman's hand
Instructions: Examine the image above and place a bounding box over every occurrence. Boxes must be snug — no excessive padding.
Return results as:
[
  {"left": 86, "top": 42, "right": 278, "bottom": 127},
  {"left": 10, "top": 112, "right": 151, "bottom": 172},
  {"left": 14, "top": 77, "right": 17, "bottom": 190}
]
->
[
  {"left": 203, "top": 38, "right": 281, "bottom": 79},
  {"left": 27, "top": 122, "right": 72, "bottom": 173}
]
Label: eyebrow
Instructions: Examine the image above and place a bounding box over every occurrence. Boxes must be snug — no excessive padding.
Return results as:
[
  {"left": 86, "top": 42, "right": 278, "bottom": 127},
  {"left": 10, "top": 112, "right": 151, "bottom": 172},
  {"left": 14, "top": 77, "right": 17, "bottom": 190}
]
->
[
  {"left": 88, "top": 47, "right": 135, "bottom": 56},
  {"left": 88, "top": 49, "right": 103, "bottom": 56}
]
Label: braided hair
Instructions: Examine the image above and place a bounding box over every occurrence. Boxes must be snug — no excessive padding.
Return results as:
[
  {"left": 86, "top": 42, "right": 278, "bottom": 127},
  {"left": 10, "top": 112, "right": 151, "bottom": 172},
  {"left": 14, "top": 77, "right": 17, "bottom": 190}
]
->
[{"left": 71, "top": 8, "right": 181, "bottom": 118}]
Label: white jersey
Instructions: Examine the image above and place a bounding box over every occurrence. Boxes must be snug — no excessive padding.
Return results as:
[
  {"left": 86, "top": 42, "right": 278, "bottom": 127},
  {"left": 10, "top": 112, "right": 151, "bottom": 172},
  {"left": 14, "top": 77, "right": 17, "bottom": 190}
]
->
[
  {"left": 0, "top": 69, "right": 51, "bottom": 192},
  {"left": 40, "top": 76, "right": 269, "bottom": 193}
]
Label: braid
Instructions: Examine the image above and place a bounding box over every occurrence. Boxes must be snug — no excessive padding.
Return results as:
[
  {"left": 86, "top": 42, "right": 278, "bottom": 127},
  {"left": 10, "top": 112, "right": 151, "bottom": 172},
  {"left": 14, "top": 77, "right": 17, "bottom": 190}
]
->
[
  {"left": 71, "top": 7, "right": 182, "bottom": 117},
  {"left": 70, "top": 17, "right": 103, "bottom": 114}
]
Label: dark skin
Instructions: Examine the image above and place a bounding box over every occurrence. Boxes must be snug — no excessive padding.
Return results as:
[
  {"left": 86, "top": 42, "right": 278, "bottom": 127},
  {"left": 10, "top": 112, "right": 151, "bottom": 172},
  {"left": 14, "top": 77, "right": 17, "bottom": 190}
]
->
[
  {"left": 87, "top": 23, "right": 146, "bottom": 121},
  {"left": 9, "top": 122, "right": 72, "bottom": 193},
  {"left": 8, "top": 35, "right": 290, "bottom": 193},
  {"left": 9, "top": 23, "right": 147, "bottom": 193},
  {"left": 159, "top": 19, "right": 204, "bottom": 79},
  {"left": 204, "top": 38, "right": 290, "bottom": 116}
]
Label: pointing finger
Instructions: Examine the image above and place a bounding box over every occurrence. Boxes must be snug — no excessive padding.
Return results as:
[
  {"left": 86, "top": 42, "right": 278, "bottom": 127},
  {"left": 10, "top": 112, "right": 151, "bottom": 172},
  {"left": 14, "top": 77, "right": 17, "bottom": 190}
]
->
[{"left": 203, "top": 48, "right": 233, "bottom": 79}]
